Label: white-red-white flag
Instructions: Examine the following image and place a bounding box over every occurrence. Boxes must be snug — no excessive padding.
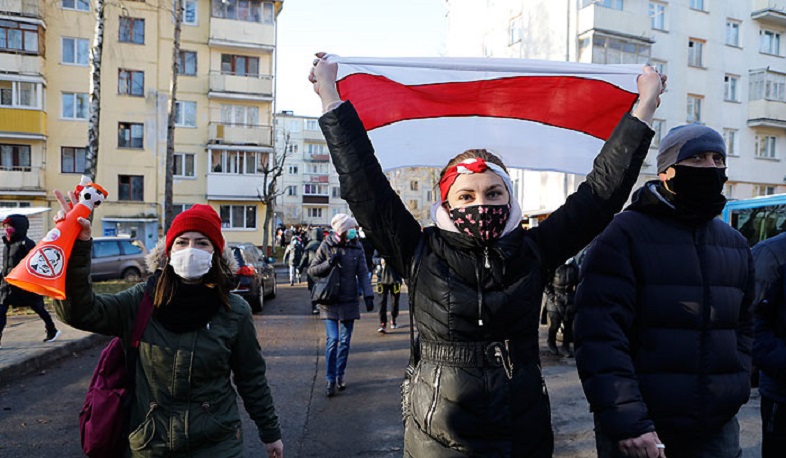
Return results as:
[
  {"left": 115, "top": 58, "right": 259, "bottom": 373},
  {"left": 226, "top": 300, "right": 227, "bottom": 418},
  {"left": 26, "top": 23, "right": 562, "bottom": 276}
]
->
[{"left": 329, "top": 56, "right": 641, "bottom": 175}]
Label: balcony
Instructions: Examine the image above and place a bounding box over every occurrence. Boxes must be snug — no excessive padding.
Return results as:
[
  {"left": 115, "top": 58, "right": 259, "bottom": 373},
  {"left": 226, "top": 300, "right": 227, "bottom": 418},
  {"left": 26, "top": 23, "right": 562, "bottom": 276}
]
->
[
  {"left": 577, "top": 3, "right": 653, "bottom": 42},
  {"left": 206, "top": 173, "right": 266, "bottom": 200},
  {"left": 0, "top": 0, "right": 43, "bottom": 18},
  {"left": 0, "top": 108, "right": 46, "bottom": 138},
  {"left": 752, "top": 1, "right": 786, "bottom": 27},
  {"left": 0, "top": 54, "right": 44, "bottom": 75},
  {"left": 208, "top": 72, "right": 273, "bottom": 101},
  {"left": 209, "top": 122, "right": 273, "bottom": 146},
  {"left": 302, "top": 195, "right": 329, "bottom": 204},
  {"left": 303, "top": 129, "right": 325, "bottom": 142},
  {"left": 304, "top": 153, "right": 329, "bottom": 162},
  {"left": 0, "top": 165, "right": 45, "bottom": 193},
  {"left": 209, "top": 17, "right": 275, "bottom": 51},
  {"left": 307, "top": 175, "right": 329, "bottom": 183},
  {"left": 748, "top": 99, "right": 786, "bottom": 129}
]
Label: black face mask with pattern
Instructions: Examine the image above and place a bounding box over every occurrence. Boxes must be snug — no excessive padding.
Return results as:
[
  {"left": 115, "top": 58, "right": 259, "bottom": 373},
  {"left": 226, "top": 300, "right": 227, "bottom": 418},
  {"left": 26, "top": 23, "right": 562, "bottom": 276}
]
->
[{"left": 448, "top": 204, "right": 511, "bottom": 244}]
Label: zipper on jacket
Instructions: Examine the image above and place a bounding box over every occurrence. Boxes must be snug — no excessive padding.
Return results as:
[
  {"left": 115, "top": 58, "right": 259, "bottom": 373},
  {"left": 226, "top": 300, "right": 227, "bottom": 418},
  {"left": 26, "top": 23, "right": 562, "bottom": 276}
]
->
[
  {"left": 475, "top": 258, "right": 484, "bottom": 326},
  {"left": 483, "top": 247, "right": 491, "bottom": 269},
  {"left": 424, "top": 365, "right": 442, "bottom": 434}
]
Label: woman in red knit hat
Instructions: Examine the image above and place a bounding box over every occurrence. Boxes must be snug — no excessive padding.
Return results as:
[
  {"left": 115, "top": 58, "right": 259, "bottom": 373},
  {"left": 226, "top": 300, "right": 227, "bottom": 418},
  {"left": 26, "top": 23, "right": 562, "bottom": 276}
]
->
[{"left": 52, "top": 193, "right": 284, "bottom": 458}]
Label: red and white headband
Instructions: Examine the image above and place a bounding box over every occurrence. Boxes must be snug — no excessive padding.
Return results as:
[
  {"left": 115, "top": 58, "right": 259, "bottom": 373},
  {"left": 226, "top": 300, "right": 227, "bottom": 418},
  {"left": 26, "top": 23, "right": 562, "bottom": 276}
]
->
[{"left": 438, "top": 158, "right": 513, "bottom": 202}]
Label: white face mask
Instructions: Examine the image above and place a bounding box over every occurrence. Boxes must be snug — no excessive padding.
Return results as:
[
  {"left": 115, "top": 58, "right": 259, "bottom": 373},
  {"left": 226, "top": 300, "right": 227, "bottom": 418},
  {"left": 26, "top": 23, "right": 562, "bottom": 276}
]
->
[{"left": 169, "top": 247, "right": 213, "bottom": 281}]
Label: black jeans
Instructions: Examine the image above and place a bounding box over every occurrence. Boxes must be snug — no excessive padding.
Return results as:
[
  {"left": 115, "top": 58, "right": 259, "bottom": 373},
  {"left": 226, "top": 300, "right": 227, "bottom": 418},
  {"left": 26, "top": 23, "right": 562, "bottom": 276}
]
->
[
  {"left": 594, "top": 415, "right": 741, "bottom": 458},
  {"left": 0, "top": 299, "right": 57, "bottom": 334},
  {"left": 377, "top": 284, "right": 400, "bottom": 325},
  {"left": 761, "top": 396, "right": 786, "bottom": 458}
]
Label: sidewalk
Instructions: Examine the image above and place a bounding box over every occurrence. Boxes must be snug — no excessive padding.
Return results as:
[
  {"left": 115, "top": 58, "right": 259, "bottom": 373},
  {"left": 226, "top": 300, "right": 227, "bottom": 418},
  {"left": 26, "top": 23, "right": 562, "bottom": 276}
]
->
[{"left": 0, "top": 314, "right": 106, "bottom": 385}]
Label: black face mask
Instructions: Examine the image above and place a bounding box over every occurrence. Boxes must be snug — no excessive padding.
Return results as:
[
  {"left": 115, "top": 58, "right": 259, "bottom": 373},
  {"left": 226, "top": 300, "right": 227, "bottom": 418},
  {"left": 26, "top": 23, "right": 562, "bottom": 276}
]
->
[{"left": 665, "top": 165, "right": 728, "bottom": 220}]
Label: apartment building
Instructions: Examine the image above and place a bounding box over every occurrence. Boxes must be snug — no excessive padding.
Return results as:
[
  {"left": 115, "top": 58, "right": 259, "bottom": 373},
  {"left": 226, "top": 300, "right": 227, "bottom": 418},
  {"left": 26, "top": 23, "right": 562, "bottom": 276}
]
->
[
  {"left": 445, "top": 0, "right": 786, "bottom": 201},
  {"left": 0, "top": 0, "right": 282, "bottom": 249},
  {"left": 275, "top": 111, "right": 349, "bottom": 227}
]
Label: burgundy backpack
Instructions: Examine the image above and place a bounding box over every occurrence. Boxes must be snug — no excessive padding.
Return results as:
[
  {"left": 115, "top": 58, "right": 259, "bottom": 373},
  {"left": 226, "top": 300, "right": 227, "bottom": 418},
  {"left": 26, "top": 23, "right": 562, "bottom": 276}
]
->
[{"left": 79, "top": 288, "right": 154, "bottom": 457}]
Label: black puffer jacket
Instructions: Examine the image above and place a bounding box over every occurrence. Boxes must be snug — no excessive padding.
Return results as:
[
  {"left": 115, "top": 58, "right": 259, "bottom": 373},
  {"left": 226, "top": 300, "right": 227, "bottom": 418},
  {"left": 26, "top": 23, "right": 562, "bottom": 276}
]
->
[
  {"left": 1, "top": 214, "right": 43, "bottom": 306},
  {"left": 752, "top": 232, "right": 786, "bottom": 403},
  {"left": 309, "top": 235, "right": 373, "bottom": 320},
  {"left": 319, "top": 102, "right": 653, "bottom": 457},
  {"left": 574, "top": 182, "right": 754, "bottom": 441}
]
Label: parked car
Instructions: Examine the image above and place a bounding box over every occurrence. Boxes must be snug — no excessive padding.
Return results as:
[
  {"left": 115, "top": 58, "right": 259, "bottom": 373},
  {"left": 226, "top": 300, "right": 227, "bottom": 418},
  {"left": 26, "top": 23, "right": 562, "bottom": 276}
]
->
[
  {"left": 90, "top": 236, "right": 148, "bottom": 281},
  {"left": 229, "top": 242, "right": 277, "bottom": 312}
]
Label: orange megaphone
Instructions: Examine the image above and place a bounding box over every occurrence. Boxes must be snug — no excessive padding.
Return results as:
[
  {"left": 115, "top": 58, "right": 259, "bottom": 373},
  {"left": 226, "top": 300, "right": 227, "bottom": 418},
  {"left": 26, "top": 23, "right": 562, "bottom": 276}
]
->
[{"left": 5, "top": 177, "right": 108, "bottom": 300}]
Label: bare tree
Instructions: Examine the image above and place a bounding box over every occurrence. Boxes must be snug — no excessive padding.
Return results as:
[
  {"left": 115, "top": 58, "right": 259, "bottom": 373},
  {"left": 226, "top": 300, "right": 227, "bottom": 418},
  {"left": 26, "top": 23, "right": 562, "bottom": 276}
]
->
[
  {"left": 163, "top": 0, "right": 184, "bottom": 232},
  {"left": 257, "top": 131, "right": 293, "bottom": 254},
  {"left": 84, "top": 0, "right": 106, "bottom": 179}
]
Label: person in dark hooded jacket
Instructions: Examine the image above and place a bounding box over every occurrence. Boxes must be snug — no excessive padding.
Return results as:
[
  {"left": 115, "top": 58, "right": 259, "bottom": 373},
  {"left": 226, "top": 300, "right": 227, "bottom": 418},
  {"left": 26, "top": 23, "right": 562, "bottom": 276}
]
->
[
  {"left": 1, "top": 214, "right": 60, "bottom": 346},
  {"left": 574, "top": 124, "right": 754, "bottom": 458},
  {"left": 299, "top": 227, "right": 324, "bottom": 314},
  {"left": 310, "top": 54, "right": 665, "bottom": 457}
]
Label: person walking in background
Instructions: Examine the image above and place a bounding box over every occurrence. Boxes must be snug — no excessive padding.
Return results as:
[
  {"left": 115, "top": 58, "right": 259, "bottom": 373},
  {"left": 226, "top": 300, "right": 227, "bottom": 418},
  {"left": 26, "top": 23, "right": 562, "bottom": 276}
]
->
[
  {"left": 0, "top": 214, "right": 60, "bottom": 347},
  {"left": 543, "top": 256, "right": 579, "bottom": 357},
  {"left": 299, "top": 227, "right": 324, "bottom": 315},
  {"left": 283, "top": 236, "right": 304, "bottom": 285},
  {"left": 311, "top": 53, "right": 664, "bottom": 456},
  {"left": 53, "top": 198, "right": 284, "bottom": 457},
  {"left": 309, "top": 213, "right": 374, "bottom": 397},
  {"left": 751, "top": 231, "right": 786, "bottom": 457},
  {"left": 373, "top": 250, "right": 402, "bottom": 334},
  {"left": 574, "top": 124, "right": 753, "bottom": 458}
]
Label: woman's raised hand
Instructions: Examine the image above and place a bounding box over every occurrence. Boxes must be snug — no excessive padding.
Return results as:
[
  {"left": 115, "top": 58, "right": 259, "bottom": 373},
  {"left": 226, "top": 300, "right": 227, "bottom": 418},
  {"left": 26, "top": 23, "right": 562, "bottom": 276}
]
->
[
  {"left": 309, "top": 52, "right": 342, "bottom": 113},
  {"left": 632, "top": 64, "right": 667, "bottom": 125},
  {"left": 54, "top": 189, "right": 92, "bottom": 241}
]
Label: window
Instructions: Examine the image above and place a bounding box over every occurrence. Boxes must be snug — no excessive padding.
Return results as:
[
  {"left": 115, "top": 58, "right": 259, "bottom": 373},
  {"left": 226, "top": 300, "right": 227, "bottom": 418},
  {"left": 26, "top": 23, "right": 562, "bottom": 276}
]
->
[
  {"left": 724, "top": 183, "right": 734, "bottom": 198},
  {"left": 724, "top": 74, "right": 740, "bottom": 102},
  {"left": 409, "top": 200, "right": 419, "bottom": 210},
  {"left": 410, "top": 181, "right": 419, "bottom": 191},
  {"left": 760, "top": 29, "right": 781, "bottom": 56},
  {"left": 173, "top": 153, "right": 195, "bottom": 177},
  {"left": 286, "top": 186, "right": 297, "bottom": 196},
  {"left": 221, "top": 54, "right": 259, "bottom": 76},
  {"left": 220, "top": 204, "right": 256, "bottom": 229},
  {"left": 303, "top": 184, "right": 328, "bottom": 195},
  {"left": 211, "top": 0, "right": 267, "bottom": 23},
  {"left": 0, "top": 144, "right": 31, "bottom": 171},
  {"left": 0, "top": 201, "right": 31, "bottom": 208},
  {"left": 118, "top": 69, "right": 144, "bottom": 96},
  {"left": 286, "top": 144, "right": 299, "bottom": 153},
  {"left": 750, "top": 70, "right": 786, "bottom": 102},
  {"left": 689, "top": 0, "right": 704, "bottom": 11},
  {"left": 0, "top": 20, "right": 40, "bottom": 54},
  {"left": 306, "top": 143, "right": 327, "bottom": 155},
  {"left": 288, "top": 165, "right": 298, "bottom": 174},
  {"left": 651, "top": 119, "right": 664, "bottom": 148},
  {"left": 184, "top": 0, "right": 198, "bottom": 25},
  {"left": 649, "top": 2, "right": 665, "bottom": 31},
  {"left": 173, "top": 204, "right": 192, "bottom": 218},
  {"left": 688, "top": 39, "right": 704, "bottom": 67},
  {"left": 305, "top": 119, "right": 318, "bottom": 130},
  {"left": 509, "top": 16, "right": 522, "bottom": 45},
  {"left": 118, "top": 175, "right": 144, "bottom": 201},
  {"left": 332, "top": 187, "right": 340, "bottom": 198},
  {"left": 755, "top": 135, "right": 777, "bottom": 159},
  {"left": 726, "top": 20, "right": 741, "bottom": 47},
  {"left": 220, "top": 104, "right": 259, "bottom": 126},
  {"left": 723, "top": 129, "right": 738, "bottom": 156},
  {"left": 288, "top": 119, "right": 302, "bottom": 132},
  {"left": 62, "top": 0, "right": 89, "bottom": 11},
  {"left": 0, "top": 80, "right": 41, "bottom": 108},
  {"left": 306, "top": 207, "right": 323, "bottom": 218},
  {"left": 62, "top": 92, "right": 89, "bottom": 119},
  {"left": 753, "top": 185, "right": 777, "bottom": 197},
  {"left": 118, "top": 122, "right": 144, "bottom": 148},
  {"left": 580, "top": 0, "right": 623, "bottom": 9},
  {"left": 175, "top": 101, "right": 197, "bottom": 127},
  {"left": 686, "top": 94, "right": 703, "bottom": 123},
  {"left": 119, "top": 17, "right": 145, "bottom": 44},
  {"left": 62, "top": 37, "right": 89, "bottom": 65},
  {"left": 589, "top": 35, "right": 650, "bottom": 65},
  {"left": 651, "top": 60, "right": 667, "bottom": 76},
  {"left": 306, "top": 163, "right": 327, "bottom": 174},
  {"left": 178, "top": 50, "right": 197, "bottom": 76},
  {"left": 210, "top": 150, "right": 267, "bottom": 174},
  {"left": 61, "top": 147, "right": 87, "bottom": 173}
]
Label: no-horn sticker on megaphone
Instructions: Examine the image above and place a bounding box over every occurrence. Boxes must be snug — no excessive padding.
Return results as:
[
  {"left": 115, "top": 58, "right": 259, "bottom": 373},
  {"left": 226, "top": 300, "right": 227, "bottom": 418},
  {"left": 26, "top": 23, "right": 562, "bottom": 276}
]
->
[{"left": 26, "top": 246, "right": 66, "bottom": 279}]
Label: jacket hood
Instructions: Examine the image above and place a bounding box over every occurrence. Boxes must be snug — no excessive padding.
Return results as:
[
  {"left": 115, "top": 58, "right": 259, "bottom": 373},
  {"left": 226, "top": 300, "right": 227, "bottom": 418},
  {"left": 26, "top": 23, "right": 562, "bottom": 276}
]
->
[
  {"left": 627, "top": 180, "right": 724, "bottom": 226},
  {"left": 2, "top": 214, "right": 29, "bottom": 239},
  {"left": 146, "top": 238, "right": 238, "bottom": 273}
]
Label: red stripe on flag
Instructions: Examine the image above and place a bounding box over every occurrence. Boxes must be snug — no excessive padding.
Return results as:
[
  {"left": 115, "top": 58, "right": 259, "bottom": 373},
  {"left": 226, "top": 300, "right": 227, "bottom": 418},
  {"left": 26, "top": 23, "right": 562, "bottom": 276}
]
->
[{"left": 336, "top": 73, "right": 638, "bottom": 140}]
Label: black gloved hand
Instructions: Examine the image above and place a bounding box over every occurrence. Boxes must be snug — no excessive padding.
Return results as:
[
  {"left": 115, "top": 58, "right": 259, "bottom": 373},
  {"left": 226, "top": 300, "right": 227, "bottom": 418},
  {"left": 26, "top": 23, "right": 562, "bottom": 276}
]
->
[
  {"left": 364, "top": 296, "right": 374, "bottom": 312},
  {"left": 328, "top": 253, "right": 342, "bottom": 266}
]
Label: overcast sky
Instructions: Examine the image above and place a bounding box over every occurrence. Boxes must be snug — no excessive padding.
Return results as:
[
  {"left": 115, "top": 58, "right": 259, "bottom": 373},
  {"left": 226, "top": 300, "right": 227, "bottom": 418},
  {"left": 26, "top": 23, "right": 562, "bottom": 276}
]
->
[{"left": 275, "top": 0, "right": 447, "bottom": 117}]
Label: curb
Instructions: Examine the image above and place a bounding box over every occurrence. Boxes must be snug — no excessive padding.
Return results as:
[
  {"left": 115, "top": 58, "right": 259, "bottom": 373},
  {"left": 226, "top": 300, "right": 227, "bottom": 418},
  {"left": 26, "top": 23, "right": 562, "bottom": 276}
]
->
[{"left": 0, "top": 333, "right": 110, "bottom": 385}]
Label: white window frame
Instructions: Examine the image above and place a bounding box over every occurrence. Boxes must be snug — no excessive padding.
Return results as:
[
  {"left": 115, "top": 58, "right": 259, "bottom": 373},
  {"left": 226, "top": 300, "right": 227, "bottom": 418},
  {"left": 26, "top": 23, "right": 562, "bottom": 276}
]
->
[
  {"left": 0, "top": 80, "right": 42, "bottom": 109},
  {"left": 651, "top": 119, "right": 664, "bottom": 148},
  {"left": 688, "top": 38, "right": 704, "bottom": 67},
  {"left": 184, "top": 0, "right": 198, "bottom": 26},
  {"left": 753, "top": 185, "right": 777, "bottom": 197},
  {"left": 590, "top": 34, "right": 650, "bottom": 65},
  {"left": 581, "top": 0, "right": 623, "bottom": 10},
  {"left": 0, "top": 144, "right": 32, "bottom": 172},
  {"left": 689, "top": 0, "right": 705, "bottom": 11},
  {"left": 509, "top": 15, "right": 523, "bottom": 45},
  {"left": 306, "top": 207, "right": 323, "bottom": 218},
  {"left": 62, "top": 0, "right": 89, "bottom": 12},
  {"left": 62, "top": 92, "right": 89, "bottom": 119},
  {"left": 760, "top": 29, "right": 781, "bottom": 56},
  {"left": 220, "top": 204, "right": 257, "bottom": 229},
  {"left": 288, "top": 165, "right": 298, "bottom": 174},
  {"left": 210, "top": 149, "right": 266, "bottom": 174},
  {"left": 726, "top": 20, "right": 741, "bottom": 47},
  {"left": 286, "top": 186, "right": 297, "bottom": 196},
  {"left": 723, "top": 129, "right": 739, "bottom": 157},
  {"left": 62, "top": 37, "right": 89, "bottom": 65},
  {"left": 174, "top": 100, "right": 197, "bottom": 127},
  {"left": 303, "top": 184, "right": 328, "bottom": 196},
  {"left": 687, "top": 94, "right": 703, "bottom": 123},
  {"left": 305, "top": 119, "right": 319, "bottom": 130},
  {"left": 173, "top": 152, "right": 195, "bottom": 178},
  {"left": 724, "top": 74, "right": 740, "bottom": 102},
  {"left": 755, "top": 135, "right": 777, "bottom": 159},
  {"left": 220, "top": 104, "right": 259, "bottom": 126},
  {"left": 749, "top": 70, "right": 786, "bottom": 102},
  {"left": 649, "top": 2, "right": 666, "bottom": 31}
]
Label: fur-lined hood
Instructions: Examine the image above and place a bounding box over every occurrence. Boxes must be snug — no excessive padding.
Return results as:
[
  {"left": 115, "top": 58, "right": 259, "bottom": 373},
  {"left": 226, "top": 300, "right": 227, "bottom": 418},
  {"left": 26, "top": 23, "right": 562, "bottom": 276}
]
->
[{"left": 146, "top": 238, "right": 239, "bottom": 273}]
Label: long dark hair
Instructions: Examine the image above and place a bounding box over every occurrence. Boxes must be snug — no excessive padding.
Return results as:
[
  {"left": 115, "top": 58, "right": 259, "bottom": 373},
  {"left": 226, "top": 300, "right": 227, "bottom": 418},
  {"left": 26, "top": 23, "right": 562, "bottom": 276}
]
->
[{"left": 153, "top": 250, "right": 234, "bottom": 309}]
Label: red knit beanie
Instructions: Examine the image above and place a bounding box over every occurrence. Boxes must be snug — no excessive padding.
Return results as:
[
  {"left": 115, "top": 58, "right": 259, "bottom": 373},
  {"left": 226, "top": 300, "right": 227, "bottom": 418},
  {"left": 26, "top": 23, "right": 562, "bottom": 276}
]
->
[{"left": 165, "top": 204, "right": 225, "bottom": 254}]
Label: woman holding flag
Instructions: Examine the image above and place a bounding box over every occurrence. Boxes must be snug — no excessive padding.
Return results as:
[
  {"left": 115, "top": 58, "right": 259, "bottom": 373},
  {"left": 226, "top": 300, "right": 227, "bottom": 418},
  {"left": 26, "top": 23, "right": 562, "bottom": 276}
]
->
[{"left": 310, "top": 54, "right": 665, "bottom": 457}]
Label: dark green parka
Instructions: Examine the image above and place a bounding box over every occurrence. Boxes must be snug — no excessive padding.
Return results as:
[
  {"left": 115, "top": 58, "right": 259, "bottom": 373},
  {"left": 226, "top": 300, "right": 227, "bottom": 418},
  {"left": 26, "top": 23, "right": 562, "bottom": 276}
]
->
[{"left": 55, "top": 239, "right": 281, "bottom": 457}]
